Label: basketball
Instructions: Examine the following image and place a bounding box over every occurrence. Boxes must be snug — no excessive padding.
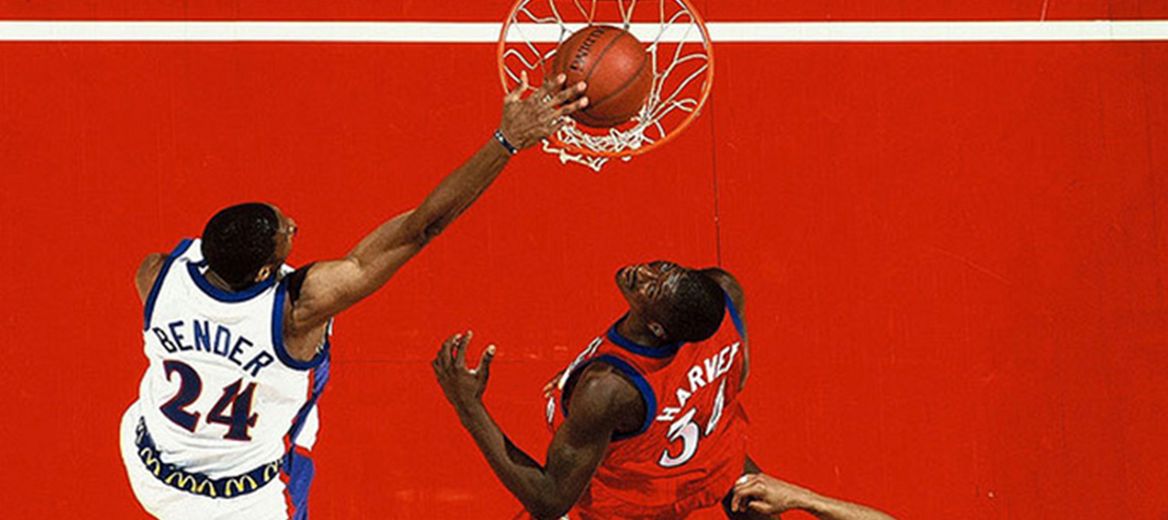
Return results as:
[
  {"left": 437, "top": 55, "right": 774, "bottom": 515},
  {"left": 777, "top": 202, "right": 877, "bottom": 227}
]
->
[{"left": 553, "top": 25, "right": 654, "bottom": 128}]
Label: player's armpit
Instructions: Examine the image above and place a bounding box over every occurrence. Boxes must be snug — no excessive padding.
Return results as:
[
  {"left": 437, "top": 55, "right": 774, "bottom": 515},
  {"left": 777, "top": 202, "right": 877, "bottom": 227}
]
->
[{"left": 135, "top": 253, "right": 168, "bottom": 304}]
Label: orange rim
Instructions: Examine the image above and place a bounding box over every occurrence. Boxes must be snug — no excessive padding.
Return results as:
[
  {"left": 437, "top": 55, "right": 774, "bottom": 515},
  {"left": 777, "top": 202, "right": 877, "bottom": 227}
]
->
[{"left": 497, "top": 0, "right": 715, "bottom": 159}]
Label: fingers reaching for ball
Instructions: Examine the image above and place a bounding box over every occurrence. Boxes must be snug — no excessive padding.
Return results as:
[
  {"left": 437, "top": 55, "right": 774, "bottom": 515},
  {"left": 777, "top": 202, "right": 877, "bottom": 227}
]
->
[
  {"left": 553, "top": 84, "right": 589, "bottom": 116},
  {"left": 499, "top": 73, "right": 589, "bottom": 151},
  {"left": 551, "top": 77, "right": 589, "bottom": 107},
  {"left": 504, "top": 70, "right": 530, "bottom": 104},
  {"left": 533, "top": 73, "right": 567, "bottom": 102}
]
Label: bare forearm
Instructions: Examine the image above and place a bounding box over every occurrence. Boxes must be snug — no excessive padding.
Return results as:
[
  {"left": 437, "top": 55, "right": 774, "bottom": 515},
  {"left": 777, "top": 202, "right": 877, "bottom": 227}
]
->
[
  {"left": 804, "top": 494, "right": 895, "bottom": 520},
  {"left": 731, "top": 473, "right": 894, "bottom": 520},
  {"left": 293, "top": 78, "right": 586, "bottom": 324},
  {"left": 338, "top": 139, "right": 511, "bottom": 298},
  {"left": 405, "top": 138, "right": 511, "bottom": 244},
  {"left": 353, "top": 138, "right": 509, "bottom": 253},
  {"left": 456, "top": 404, "right": 568, "bottom": 519},
  {"left": 390, "top": 72, "right": 586, "bottom": 248},
  {"left": 433, "top": 336, "right": 624, "bottom": 520}
]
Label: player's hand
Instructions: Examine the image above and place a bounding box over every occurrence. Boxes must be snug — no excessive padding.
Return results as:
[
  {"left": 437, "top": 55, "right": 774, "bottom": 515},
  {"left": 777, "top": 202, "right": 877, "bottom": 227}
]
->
[
  {"left": 432, "top": 331, "right": 495, "bottom": 413},
  {"left": 730, "top": 473, "right": 816, "bottom": 516},
  {"left": 498, "top": 72, "right": 589, "bottom": 151}
]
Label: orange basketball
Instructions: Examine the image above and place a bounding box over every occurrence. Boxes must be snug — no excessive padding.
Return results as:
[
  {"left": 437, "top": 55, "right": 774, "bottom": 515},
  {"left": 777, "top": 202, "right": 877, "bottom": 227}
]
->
[{"left": 553, "top": 25, "right": 653, "bottom": 128}]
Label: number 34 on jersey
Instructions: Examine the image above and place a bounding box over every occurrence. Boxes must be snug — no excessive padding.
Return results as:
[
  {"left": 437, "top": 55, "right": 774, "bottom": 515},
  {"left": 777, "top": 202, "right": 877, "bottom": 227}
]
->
[{"left": 656, "top": 341, "right": 740, "bottom": 468}]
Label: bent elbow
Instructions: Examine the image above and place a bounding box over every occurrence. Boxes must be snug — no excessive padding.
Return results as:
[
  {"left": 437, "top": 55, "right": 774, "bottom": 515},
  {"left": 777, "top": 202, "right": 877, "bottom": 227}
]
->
[
  {"left": 390, "top": 208, "right": 441, "bottom": 247},
  {"left": 528, "top": 506, "right": 570, "bottom": 520},
  {"left": 527, "top": 497, "right": 574, "bottom": 520},
  {"left": 418, "top": 220, "right": 446, "bottom": 245}
]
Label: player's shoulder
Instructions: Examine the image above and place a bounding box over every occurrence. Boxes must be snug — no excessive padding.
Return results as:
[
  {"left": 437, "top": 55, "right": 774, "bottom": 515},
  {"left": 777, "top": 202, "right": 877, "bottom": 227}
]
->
[
  {"left": 135, "top": 239, "right": 198, "bottom": 301},
  {"left": 134, "top": 253, "right": 166, "bottom": 301},
  {"left": 137, "top": 252, "right": 167, "bottom": 279},
  {"left": 570, "top": 361, "right": 643, "bottom": 421},
  {"left": 698, "top": 267, "right": 744, "bottom": 310}
]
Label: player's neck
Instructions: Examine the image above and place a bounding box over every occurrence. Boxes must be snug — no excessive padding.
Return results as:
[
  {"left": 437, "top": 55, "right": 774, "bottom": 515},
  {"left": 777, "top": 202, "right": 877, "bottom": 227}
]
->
[
  {"left": 205, "top": 269, "right": 239, "bottom": 293},
  {"left": 616, "top": 314, "right": 668, "bottom": 348}
]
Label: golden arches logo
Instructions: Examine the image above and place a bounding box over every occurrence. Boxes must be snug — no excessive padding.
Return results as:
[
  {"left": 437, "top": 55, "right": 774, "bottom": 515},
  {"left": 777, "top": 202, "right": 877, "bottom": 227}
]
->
[
  {"left": 262, "top": 461, "right": 282, "bottom": 481},
  {"left": 138, "top": 447, "right": 163, "bottom": 477},
  {"left": 164, "top": 472, "right": 218, "bottom": 498},
  {"left": 223, "top": 475, "right": 258, "bottom": 497},
  {"left": 192, "top": 478, "right": 217, "bottom": 498}
]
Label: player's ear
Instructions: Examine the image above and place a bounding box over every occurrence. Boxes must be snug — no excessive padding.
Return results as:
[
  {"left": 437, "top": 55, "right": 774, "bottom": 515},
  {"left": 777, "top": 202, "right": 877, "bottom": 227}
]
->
[
  {"left": 254, "top": 264, "right": 274, "bottom": 283},
  {"left": 648, "top": 321, "right": 667, "bottom": 340}
]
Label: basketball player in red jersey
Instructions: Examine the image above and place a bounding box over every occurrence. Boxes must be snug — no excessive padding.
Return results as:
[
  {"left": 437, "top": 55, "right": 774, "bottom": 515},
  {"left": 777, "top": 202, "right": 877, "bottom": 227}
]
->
[{"left": 433, "top": 261, "right": 769, "bottom": 519}]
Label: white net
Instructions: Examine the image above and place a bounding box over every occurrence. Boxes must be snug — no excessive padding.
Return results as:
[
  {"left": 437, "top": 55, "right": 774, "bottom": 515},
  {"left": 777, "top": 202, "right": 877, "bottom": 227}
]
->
[{"left": 499, "top": 0, "right": 714, "bottom": 171}]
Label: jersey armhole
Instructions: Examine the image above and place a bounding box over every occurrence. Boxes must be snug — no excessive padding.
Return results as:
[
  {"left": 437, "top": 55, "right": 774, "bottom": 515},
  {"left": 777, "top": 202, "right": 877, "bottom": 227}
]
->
[
  {"left": 723, "top": 291, "right": 746, "bottom": 337},
  {"left": 271, "top": 277, "right": 330, "bottom": 371},
  {"left": 143, "top": 238, "right": 194, "bottom": 331},
  {"left": 286, "top": 262, "right": 315, "bottom": 303},
  {"left": 562, "top": 355, "right": 658, "bottom": 441}
]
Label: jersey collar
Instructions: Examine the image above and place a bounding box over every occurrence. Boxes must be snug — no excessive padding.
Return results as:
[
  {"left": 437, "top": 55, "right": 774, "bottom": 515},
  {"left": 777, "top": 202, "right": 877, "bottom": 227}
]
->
[
  {"left": 606, "top": 315, "right": 684, "bottom": 359},
  {"left": 187, "top": 261, "right": 276, "bottom": 302}
]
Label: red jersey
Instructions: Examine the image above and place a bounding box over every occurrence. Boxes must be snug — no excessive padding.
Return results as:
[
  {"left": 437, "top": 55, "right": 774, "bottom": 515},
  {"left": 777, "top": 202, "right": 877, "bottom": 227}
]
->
[{"left": 546, "top": 292, "right": 749, "bottom": 519}]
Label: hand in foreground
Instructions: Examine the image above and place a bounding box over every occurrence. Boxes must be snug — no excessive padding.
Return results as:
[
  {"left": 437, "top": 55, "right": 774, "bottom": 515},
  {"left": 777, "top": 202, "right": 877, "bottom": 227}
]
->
[
  {"left": 730, "top": 473, "right": 815, "bottom": 516},
  {"left": 432, "top": 331, "right": 496, "bottom": 413},
  {"left": 499, "top": 72, "right": 589, "bottom": 151},
  {"left": 732, "top": 473, "right": 895, "bottom": 520}
]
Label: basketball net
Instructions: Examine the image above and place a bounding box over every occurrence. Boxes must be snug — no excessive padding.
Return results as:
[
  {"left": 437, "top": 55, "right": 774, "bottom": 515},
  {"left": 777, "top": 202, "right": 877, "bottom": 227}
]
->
[{"left": 498, "top": 0, "right": 715, "bottom": 171}]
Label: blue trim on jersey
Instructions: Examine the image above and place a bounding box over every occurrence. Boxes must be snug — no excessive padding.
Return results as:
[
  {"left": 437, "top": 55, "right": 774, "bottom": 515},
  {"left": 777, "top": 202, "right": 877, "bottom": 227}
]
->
[
  {"left": 724, "top": 292, "right": 745, "bottom": 337},
  {"left": 560, "top": 354, "right": 657, "bottom": 441},
  {"left": 287, "top": 357, "right": 330, "bottom": 446},
  {"left": 143, "top": 239, "right": 194, "bottom": 330},
  {"left": 271, "top": 278, "right": 330, "bottom": 371},
  {"left": 283, "top": 357, "right": 330, "bottom": 483},
  {"left": 187, "top": 260, "right": 276, "bottom": 303},
  {"left": 606, "top": 316, "right": 683, "bottom": 359},
  {"left": 282, "top": 449, "right": 315, "bottom": 520}
]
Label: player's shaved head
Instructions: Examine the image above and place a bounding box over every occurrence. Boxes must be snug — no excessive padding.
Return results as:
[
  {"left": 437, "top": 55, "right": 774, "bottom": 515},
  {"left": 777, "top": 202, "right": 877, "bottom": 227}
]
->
[
  {"left": 201, "top": 202, "right": 279, "bottom": 290},
  {"left": 660, "top": 270, "right": 725, "bottom": 343}
]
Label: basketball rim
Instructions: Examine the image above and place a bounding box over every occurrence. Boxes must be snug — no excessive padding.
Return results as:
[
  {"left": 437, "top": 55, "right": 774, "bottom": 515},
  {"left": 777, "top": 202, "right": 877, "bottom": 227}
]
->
[{"left": 496, "top": 0, "right": 715, "bottom": 163}]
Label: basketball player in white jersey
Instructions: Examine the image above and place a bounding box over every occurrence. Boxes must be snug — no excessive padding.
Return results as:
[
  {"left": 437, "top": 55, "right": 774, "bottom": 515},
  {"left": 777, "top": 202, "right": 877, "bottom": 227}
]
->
[{"left": 119, "top": 74, "right": 588, "bottom": 520}]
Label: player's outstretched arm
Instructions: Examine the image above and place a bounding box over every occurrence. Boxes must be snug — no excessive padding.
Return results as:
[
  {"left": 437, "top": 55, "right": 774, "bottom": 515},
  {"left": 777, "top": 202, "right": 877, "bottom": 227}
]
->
[
  {"left": 288, "top": 75, "right": 588, "bottom": 333},
  {"left": 730, "top": 473, "right": 895, "bottom": 520},
  {"left": 432, "top": 332, "right": 631, "bottom": 520}
]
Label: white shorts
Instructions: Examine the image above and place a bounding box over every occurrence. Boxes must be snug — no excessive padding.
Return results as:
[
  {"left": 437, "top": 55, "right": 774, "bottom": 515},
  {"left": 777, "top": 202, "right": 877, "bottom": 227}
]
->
[{"left": 119, "top": 402, "right": 315, "bottom": 520}]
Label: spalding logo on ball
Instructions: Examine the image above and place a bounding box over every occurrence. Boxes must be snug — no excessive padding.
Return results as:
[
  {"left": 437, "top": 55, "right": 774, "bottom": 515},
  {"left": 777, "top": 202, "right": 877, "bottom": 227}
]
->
[{"left": 553, "top": 25, "right": 653, "bottom": 128}]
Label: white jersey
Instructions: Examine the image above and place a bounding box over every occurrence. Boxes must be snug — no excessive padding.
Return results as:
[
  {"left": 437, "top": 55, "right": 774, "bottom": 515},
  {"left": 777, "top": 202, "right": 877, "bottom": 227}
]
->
[{"left": 135, "top": 238, "right": 330, "bottom": 478}]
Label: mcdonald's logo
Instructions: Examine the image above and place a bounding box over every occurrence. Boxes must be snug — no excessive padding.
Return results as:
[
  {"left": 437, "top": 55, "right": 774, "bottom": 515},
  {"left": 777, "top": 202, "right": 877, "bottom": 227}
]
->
[
  {"left": 223, "top": 475, "right": 258, "bottom": 497},
  {"left": 139, "top": 447, "right": 163, "bottom": 476},
  {"left": 262, "top": 461, "right": 282, "bottom": 481},
  {"left": 193, "top": 478, "right": 217, "bottom": 498},
  {"left": 163, "top": 472, "right": 217, "bottom": 498}
]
